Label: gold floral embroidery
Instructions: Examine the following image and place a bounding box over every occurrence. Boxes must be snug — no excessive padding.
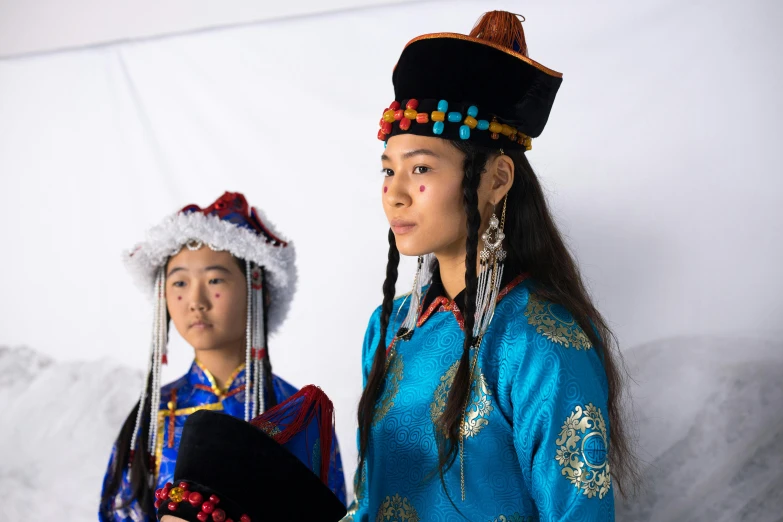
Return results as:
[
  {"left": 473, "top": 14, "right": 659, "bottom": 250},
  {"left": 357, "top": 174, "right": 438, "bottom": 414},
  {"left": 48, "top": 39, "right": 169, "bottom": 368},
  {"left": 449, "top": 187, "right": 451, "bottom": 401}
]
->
[
  {"left": 376, "top": 494, "right": 419, "bottom": 522},
  {"left": 373, "top": 353, "right": 404, "bottom": 426},
  {"left": 555, "top": 404, "right": 611, "bottom": 499},
  {"left": 490, "top": 514, "right": 534, "bottom": 522},
  {"left": 254, "top": 419, "right": 281, "bottom": 438},
  {"left": 430, "top": 361, "right": 493, "bottom": 438},
  {"left": 525, "top": 294, "right": 592, "bottom": 350}
]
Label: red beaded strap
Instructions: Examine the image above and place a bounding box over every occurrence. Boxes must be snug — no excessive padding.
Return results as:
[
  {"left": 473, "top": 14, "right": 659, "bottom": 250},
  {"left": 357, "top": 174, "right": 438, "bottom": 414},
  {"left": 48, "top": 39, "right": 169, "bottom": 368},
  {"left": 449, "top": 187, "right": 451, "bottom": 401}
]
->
[{"left": 154, "top": 481, "right": 250, "bottom": 522}]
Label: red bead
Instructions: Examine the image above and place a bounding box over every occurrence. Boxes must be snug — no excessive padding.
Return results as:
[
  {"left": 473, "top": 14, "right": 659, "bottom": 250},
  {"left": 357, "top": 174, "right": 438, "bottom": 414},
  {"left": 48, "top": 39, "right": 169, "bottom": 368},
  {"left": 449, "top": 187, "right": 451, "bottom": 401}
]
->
[
  {"left": 165, "top": 483, "right": 173, "bottom": 491},
  {"left": 161, "top": 354, "right": 168, "bottom": 365},
  {"left": 399, "top": 117, "right": 411, "bottom": 131},
  {"left": 381, "top": 121, "right": 392, "bottom": 134},
  {"left": 188, "top": 491, "right": 203, "bottom": 506},
  {"left": 168, "top": 502, "right": 178, "bottom": 511},
  {"left": 154, "top": 488, "right": 163, "bottom": 499},
  {"left": 197, "top": 512, "right": 209, "bottom": 522},
  {"left": 393, "top": 110, "right": 404, "bottom": 121},
  {"left": 154, "top": 499, "right": 163, "bottom": 509},
  {"left": 240, "top": 516, "right": 251, "bottom": 522},
  {"left": 226, "top": 519, "right": 234, "bottom": 522},
  {"left": 179, "top": 482, "right": 189, "bottom": 490},
  {"left": 212, "top": 508, "right": 226, "bottom": 522},
  {"left": 389, "top": 101, "right": 401, "bottom": 111},
  {"left": 406, "top": 99, "right": 419, "bottom": 110},
  {"left": 202, "top": 501, "right": 216, "bottom": 514},
  {"left": 416, "top": 113, "right": 429, "bottom": 124},
  {"left": 209, "top": 495, "right": 220, "bottom": 505},
  {"left": 379, "top": 117, "right": 384, "bottom": 127},
  {"left": 377, "top": 129, "right": 386, "bottom": 141}
]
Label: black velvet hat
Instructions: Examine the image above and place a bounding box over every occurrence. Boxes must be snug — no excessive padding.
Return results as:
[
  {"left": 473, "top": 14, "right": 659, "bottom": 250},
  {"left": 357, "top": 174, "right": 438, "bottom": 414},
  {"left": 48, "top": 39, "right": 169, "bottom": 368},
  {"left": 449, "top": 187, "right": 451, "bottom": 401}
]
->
[
  {"left": 155, "top": 387, "right": 346, "bottom": 522},
  {"left": 378, "top": 11, "right": 563, "bottom": 151}
]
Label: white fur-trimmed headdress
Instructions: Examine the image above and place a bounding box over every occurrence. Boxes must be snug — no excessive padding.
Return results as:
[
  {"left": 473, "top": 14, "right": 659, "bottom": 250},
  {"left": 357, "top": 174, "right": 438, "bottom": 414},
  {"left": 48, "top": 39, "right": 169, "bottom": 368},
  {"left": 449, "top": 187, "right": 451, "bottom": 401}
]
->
[
  {"left": 125, "top": 192, "right": 296, "bottom": 334},
  {"left": 124, "top": 191, "right": 295, "bottom": 485}
]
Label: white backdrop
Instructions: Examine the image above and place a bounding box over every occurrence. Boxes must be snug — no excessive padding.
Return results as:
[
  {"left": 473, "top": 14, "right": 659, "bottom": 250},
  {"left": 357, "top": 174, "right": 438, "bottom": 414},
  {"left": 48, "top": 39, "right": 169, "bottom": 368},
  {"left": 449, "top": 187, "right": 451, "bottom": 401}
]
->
[{"left": 1, "top": 0, "right": 782, "bottom": 518}]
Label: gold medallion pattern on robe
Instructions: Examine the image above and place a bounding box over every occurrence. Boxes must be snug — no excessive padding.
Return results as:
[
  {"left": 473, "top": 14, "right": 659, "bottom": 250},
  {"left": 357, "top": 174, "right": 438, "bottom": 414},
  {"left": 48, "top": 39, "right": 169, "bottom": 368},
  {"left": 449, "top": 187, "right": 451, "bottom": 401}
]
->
[
  {"left": 376, "top": 494, "right": 419, "bottom": 522},
  {"left": 555, "top": 403, "right": 611, "bottom": 499},
  {"left": 524, "top": 293, "right": 592, "bottom": 350},
  {"left": 373, "top": 353, "right": 404, "bottom": 426},
  {"left": 430, "top": 360, "right": 493, "bottom": 438}
]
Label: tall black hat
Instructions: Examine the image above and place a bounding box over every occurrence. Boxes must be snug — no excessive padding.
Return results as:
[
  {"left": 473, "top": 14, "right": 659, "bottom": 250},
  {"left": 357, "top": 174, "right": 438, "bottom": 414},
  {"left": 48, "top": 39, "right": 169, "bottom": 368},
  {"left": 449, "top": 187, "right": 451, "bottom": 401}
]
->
[
  {"left": 154, "top": 386, "right": 346, "bottom": 522},
  {"left": 378, "top": 11, "right": 563, "bottom": 151}
]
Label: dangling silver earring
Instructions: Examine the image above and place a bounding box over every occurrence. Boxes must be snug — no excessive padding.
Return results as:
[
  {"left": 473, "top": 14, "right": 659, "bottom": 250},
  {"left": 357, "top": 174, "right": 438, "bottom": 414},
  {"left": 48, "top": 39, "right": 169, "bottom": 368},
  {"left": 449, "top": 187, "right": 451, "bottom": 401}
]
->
[
  {"left": 245, "top": 261, "right": 267, "bottom": 420},
  {"left": 398, "top": 254, "right": 432, "bottom": 338},
  {"left": 475, "top": 195, "right": 508, "bottom": 337}
]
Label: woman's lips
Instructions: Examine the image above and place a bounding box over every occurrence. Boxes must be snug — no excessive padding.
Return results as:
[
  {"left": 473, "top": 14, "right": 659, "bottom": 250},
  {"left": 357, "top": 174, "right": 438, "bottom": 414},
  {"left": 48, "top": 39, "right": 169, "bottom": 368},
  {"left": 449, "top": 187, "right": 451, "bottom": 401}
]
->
[
  {"left": 189, "top": 321, "right": 212, "bottom": 330},
  {"left": 390, "top": 219, "right": 416, "bottom": 235}
]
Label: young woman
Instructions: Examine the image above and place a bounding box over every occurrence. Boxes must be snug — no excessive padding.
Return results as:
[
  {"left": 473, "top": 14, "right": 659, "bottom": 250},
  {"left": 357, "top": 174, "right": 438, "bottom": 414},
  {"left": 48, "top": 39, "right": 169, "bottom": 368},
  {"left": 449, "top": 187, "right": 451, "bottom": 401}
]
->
[
  {"left": 100, "top": 191, "right": 346, "bottom": 521},
  {"left": 344, "top": 11, "right": 638, "bottom": 522}
]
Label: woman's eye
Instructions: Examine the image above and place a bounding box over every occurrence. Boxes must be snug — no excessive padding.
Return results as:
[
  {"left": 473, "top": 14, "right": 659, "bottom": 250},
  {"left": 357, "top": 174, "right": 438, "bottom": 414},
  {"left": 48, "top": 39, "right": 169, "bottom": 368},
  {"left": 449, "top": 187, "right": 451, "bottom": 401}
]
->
[
  {"left": 413, "top": 166, "right": 430, "bottom": 174},
  {"left": 172, "top": 281, "right": 185, "bottom": 288},
  {"left": 381, "top": 168, "right": 394, "bottom": 177},
  {"left": 208, "top": 278, "right": 224, "bottom": 285}
]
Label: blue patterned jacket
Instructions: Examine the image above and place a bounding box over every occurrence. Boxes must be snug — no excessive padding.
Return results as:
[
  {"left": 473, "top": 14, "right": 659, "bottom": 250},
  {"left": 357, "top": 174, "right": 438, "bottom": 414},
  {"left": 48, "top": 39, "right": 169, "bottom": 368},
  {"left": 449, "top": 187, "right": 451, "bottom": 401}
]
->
[
  {"left": 343, "top": 274, "right": 613, "bottom": 522},
  {"left": 100, "top": 361, "right": 346, "bottom": 521}
]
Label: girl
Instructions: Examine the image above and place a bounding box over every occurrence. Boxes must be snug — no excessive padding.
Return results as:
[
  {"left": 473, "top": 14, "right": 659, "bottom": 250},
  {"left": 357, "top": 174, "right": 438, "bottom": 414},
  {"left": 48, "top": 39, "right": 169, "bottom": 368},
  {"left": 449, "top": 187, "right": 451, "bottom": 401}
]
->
[
  {"left": 100, "top": 191, "right": 346, "bottom": 521},
  {"left": 345, "top": 11, "right": 637, "bottom": 522}
]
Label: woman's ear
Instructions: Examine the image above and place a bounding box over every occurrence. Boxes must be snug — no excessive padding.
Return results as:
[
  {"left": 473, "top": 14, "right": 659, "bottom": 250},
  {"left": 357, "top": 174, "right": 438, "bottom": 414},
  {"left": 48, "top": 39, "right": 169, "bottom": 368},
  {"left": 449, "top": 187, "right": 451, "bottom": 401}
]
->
[{"left": 488, "top": 153, "right": 515, "bottom": 204}]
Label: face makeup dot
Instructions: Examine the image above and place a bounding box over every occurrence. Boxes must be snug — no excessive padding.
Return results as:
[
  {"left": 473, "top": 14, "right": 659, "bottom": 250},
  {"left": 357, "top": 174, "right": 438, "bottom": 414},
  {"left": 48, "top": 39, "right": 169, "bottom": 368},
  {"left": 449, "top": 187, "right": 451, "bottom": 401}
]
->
[
  {"left": 215, "top": 294, "right": 220, "bottom": 298},
  {"left": 384, "top": 186, "right": 388, "bottom": 193},
  {"left": 177, "top": 296, "right": 182, "bottom": 300},
  {"left": 420, "top": 185, "right": 426, "bottom": 192}
]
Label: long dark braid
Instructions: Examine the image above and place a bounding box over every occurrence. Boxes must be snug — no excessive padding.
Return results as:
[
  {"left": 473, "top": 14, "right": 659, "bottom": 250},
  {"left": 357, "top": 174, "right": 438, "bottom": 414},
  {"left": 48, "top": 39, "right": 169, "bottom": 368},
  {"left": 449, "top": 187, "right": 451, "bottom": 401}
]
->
[
  {"left": 99, "top": 372, "right": 156, "bottom": 519},
  {"left": 357, "top": 229, "right": 400, "bottom": 472},
  {"left": 435, "top": 149, "right": 486, "bottom": 472}
]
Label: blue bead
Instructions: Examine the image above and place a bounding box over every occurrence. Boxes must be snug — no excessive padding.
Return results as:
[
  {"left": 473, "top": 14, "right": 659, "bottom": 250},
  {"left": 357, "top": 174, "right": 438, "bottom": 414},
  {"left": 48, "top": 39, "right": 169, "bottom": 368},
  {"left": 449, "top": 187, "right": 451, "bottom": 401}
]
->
[
  {"left": 459, "top": 125, "right": 470, "bottom": 140},
  {"left": 433, "top": 121, "right": 445, "bottom": 135},
  {"left": 467, "top": 105, "right": 479, "bottom": 118},
  {"left": 447, "top": 112, "right": 462, "bottom": 123},
  {"left": 477, "top": 119, "right": 490, "bottom": 131},
  {"left": 437, "top": 100, "right": 449, "bottom": 112},
  {"left": 384, "top": 141, "right": 387, "bottom": 148}
]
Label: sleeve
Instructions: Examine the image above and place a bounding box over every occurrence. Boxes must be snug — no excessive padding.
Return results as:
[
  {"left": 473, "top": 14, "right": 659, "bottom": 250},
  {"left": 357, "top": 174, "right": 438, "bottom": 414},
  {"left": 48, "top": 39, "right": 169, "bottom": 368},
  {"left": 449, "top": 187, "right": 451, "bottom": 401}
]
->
[
  {"left": 341, "top": 306, "right": 382, "bottom": 522},
  {"left": 511, "top": 311, "right": 614, "bottom": 522},
  {"left": 98, "top": 445, "right": 148, "bottom": 522}
]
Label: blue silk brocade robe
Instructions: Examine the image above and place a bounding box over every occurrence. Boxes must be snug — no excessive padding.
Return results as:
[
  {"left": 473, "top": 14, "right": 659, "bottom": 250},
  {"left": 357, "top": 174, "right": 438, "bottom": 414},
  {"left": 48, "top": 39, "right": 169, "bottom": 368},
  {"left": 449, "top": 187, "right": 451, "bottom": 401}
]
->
[
  {"left": 100, "top": 361, "right": 347, "bottom": 521},
  {"left": 343, "top": 276, "right": 614, "bottom": 522}
]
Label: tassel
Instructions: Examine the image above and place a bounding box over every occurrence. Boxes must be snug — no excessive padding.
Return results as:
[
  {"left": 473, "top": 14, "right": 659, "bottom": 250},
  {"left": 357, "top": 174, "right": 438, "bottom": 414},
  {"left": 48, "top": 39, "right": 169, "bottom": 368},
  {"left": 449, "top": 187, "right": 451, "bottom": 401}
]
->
[
  {"left": 469, "top": 11, "right": 528, "bottom": 56},
  {"left": 250, "top": 385, "right": 334, "bottom": 485}
]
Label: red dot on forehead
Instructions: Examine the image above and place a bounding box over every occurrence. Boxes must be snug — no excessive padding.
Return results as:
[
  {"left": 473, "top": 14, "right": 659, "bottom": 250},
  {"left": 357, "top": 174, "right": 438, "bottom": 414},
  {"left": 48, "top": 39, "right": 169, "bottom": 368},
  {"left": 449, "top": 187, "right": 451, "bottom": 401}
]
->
[
  {"left": 215, "top": 294, "right": 220, "bottom": 298},
  {"left": 420, "top": 185, "right": 425, "bottom": 192}
]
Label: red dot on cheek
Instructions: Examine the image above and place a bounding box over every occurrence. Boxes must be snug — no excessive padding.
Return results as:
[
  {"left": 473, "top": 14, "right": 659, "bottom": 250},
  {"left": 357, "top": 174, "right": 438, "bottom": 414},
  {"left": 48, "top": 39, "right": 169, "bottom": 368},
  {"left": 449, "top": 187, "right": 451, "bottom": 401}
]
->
[
  {"left": 215, "top": 294, "right": 220, "bottom": 298},
  {"left": 177, "top": 296, "right": 182, "bottom": 301},
  {"left": 383, "top": 186, "right": 388, "bottom": 193},
  {"left": 420, "top": 185, "right": 426, "bottom": 192}
]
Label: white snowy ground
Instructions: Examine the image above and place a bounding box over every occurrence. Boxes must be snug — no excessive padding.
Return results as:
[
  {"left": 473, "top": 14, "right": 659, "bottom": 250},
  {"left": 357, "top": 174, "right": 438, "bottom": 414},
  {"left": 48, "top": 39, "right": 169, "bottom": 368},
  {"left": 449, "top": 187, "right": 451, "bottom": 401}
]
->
[{"left": 3, "top": 337, "right": 782, "bottom": 521}]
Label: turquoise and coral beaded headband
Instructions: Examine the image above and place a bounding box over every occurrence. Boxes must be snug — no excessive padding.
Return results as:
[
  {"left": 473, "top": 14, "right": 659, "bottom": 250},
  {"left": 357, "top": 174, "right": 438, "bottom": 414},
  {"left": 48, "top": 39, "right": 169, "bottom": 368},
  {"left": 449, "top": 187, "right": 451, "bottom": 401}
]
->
[
  {"left": 378, "top": 98, "right": 533, "bottom": 150},
  {"left": 382, "top": 11, "right": 563, "bottom": 151}
]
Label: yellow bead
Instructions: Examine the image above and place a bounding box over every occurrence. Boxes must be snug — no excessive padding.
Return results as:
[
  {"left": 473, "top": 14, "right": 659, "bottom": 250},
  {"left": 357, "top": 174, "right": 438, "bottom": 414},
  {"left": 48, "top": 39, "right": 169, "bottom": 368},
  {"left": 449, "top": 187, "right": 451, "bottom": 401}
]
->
[
  {"left": 431, "top": 111, "right": 446, "bottom": 122},
  {"left": 169, "top": 487, "right": 185, "bottom": 503},
  {"left": 167, "top": 401, "right": 175, "bottom": 410},
  {"left": 488, "top": 122, "right": 502, "bottom": 133},
  {"left": 501, "top": 124, "right": 514, "bottom": 137},
  {"left": 404, "top": 109, "right": 417, "bottom": 119},
  {"left": 383, "top": 110, "right": 396, "bottom": 123},
  {"left": 464, "top": 116, "right": 478, "bottom": 129}
]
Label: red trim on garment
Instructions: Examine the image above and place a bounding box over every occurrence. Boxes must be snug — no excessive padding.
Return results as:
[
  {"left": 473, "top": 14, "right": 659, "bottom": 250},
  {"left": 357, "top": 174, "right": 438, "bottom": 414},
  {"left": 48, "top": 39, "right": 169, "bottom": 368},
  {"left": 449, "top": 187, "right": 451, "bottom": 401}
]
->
[{"left": 417, "top": 273, "right": 529, "bottom": 330}]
